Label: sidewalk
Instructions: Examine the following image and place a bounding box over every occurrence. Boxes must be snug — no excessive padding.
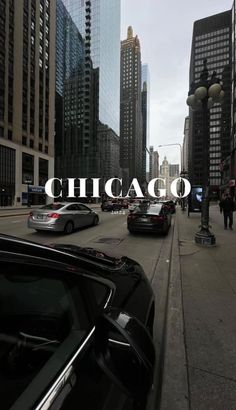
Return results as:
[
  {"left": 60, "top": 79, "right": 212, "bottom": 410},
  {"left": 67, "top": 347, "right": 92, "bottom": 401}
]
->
[{"left": 160, "top": 205, "right": 236, "bottom": 410}]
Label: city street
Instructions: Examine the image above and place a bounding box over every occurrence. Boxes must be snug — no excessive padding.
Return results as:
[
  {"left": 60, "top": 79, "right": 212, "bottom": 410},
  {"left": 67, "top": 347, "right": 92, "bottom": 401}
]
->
[{"left": 0, "top": 208, "right": 174, "bottom": 281}]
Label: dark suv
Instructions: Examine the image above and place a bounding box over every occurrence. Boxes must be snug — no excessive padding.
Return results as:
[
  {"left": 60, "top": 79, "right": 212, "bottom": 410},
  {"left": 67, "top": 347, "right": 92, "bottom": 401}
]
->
[
  {"left": 0, "top": 235, "right": 155, "bottom": 410},
  {"left": 101, "top": 200, "right": 123, "bottom": 211}
]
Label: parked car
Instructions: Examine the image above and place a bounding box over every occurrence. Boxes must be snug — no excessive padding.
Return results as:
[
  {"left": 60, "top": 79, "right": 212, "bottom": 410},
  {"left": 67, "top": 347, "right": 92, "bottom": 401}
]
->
[
  {"left": 127, "top": 203, "right": 171, "bottom": 234},
  {"left": 0, "top": 234, "right": 155, "bottom": 410},
  {"left": 164, "top": 200, "right": 176, "bottom": 214},
  {"left": 128, "top": 199, "right": 150, "bottom": 212},
  {"left": 28, "top": 202, "right": 99, "bottom": 234},
  {"left": 118, "top": 198, "right": 129, "bottom": 209},
  {"left": 154, "top": 200, "right": 176, "bottom": 214},
  {"left": 101, "top": 200, "right": 122, "bottom": 212}
]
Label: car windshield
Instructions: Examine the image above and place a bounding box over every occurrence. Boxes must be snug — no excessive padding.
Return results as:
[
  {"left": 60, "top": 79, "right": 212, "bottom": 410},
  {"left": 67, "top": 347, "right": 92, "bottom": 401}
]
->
[
  {"left": 40, "top": 203, "right": 64, "bottom": 210},
  {"left": 133, "top": 204, "right": 162, "bottom": 214}
]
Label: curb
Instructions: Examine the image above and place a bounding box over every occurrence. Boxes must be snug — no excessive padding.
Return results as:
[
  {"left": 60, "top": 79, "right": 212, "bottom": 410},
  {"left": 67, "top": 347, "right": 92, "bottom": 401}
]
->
[
  {"left": 0, "top": 212, "right": 30, "bottom": 218},
  {"left": 159, "top": 211, "right": 190, "bottom": 410},
  {"left": 147, "top": 218, "right": 176, "bottom": 409}
]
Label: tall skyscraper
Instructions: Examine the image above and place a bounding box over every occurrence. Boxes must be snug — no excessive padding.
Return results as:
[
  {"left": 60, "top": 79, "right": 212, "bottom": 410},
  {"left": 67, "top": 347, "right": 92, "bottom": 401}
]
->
[
  {"left": 169, "top": 164, "right": 179, "bottom": 177},
  {"left": 142, "top": 64, "right": 150, "bottom": 182},
  {"left": 231, "top": 1, "right": 236, "bottom": 193},
  {"left": 55, "top": 0, "right": 99, "bottom": 182},
  {"left": 62, "top": 0, "right": 121, "bottom": 135},
  {"left": 188, "top": 11, "right": 232, "bottom": 196},
  {"left": 182, "top": 116, "right": 189, "bottom": 172},
  {"left": 0, "top": 0, "right": 55, "bottom": 207},
  {"left": 149, "top": 146, "right": 159, "bottom": 180},
  {"left": 120, "top": 26, "right": 143, "bottom": 187},
  {"left": 159, "top": 156, "right": 171, "bottom": 198}
]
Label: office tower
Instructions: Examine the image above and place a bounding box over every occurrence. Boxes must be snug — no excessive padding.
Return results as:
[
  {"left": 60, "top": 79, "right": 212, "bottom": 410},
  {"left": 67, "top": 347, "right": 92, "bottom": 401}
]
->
[
  {"left": 149, "top": 146, "right": 159, "bottom": 180},
  {"left": 230, "top": 1, "right": 236, "bottom": 193},
  {"left": 55, "top": 0, "right": 99, "bottom": 184},
  {"left": 141, "top": 64, "right": 150, "bottom": 183},
  {"left": 97, "top": 124, "right": 121, "bottom": 186},
  {"left": 188, "top": 11, "right": 232, "bottom": 197},
  {"left": 182, "top": 116, "right": 189, "bottom": 172},
  {"left": 120, "top": 26, "right": 143, "bottom": 187},
  {"left": 159, "top": 156, "right": 171, "bottom": 198},
  {"left": 0, "top": 0, "right": 55, "bottom": 207},
  {"left": 169, "top": 164, "right": 179, "bottom": 177},
  {"left": 62, "top": 0, "right": 121, "bottom": 135},
  {"left": 55, "top": 0, "right": 95, "bottom": 179}
]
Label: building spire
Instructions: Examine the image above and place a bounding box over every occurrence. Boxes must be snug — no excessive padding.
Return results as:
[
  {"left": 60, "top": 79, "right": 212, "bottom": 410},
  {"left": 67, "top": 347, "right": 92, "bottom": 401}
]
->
[{"left": 127, "top": 26, "right": 133, "bottom": 39}]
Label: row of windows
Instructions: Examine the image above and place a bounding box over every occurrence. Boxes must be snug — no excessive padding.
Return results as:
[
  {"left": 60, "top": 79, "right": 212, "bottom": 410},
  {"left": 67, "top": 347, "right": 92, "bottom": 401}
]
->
[
  {"left": 195, "top": 41, "right": 229, "bottom": 54},
  {"left": 195, "top": 60, "right": 228, "bottom": 73},
  {"left": 195, "top": 53, "right": 229, "bottom": 66},
  {"left": 209, "top": 165, "right": 220, "bottom": 170},
  {"left": 210, "top": 152, "right": 221, "bottom": 158},
  {"left": 210, "top": 139, "right": 220, "bottom": 146},
  {"left": 210, "top": 120, "right": 221, "bottom": 126},
  {"left": 195, "top": 28, "right": 229, "bottom": 41},
  {"left": 210, "top": 114, "right": 221, "bottom": 120}
]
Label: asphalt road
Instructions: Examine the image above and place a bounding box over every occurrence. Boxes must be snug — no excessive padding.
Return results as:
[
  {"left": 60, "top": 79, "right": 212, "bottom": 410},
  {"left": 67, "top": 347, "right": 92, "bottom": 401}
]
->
[{"left": 0, "top": 209, "right": 174, "bottom": 282}]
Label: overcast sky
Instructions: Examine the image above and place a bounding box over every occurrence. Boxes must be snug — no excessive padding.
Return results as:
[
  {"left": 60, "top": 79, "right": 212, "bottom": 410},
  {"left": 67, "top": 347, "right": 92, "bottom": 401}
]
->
[{"left": 121, "top": 0, "right": 233, "bottom": 167}]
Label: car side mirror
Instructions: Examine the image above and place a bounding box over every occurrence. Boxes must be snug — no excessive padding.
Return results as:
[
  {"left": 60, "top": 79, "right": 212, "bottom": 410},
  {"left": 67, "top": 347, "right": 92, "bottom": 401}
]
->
[{"left": 94, "top": 308, "right": 155, "bottom": 402}]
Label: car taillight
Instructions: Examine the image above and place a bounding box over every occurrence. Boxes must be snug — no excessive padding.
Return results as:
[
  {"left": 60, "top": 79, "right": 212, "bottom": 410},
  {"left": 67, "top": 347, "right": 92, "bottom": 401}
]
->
[
  {"left": 47, "top": 213, "right": 60, "bottom": 219},
  {"left": 151, "top": 215, "right": 165, "bottom": 222},
  {"left": 128, "top": 214, "right": 137, "bottom": 220}
]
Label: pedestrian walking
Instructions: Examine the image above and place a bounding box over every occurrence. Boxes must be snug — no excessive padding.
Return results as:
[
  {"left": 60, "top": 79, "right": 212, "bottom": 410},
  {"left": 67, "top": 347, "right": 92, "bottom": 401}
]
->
[{"left": 219, "top": 193, "right": 235, "bottom": 230}]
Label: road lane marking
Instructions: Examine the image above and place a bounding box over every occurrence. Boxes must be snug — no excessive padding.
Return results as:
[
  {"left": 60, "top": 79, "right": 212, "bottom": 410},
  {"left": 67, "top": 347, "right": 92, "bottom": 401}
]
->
[{"left": 10, "top": 220, "right": 24, "bottom": 223}]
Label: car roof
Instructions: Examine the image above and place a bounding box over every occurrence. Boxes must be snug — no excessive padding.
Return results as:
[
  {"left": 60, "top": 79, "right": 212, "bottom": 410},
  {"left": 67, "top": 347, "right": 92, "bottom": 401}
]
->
[
  {"left": 133, "top": 204, "right": 162, "bottom": 214},
  {"left": 0, "top": 234, "right": 123, "bottom": 273}
]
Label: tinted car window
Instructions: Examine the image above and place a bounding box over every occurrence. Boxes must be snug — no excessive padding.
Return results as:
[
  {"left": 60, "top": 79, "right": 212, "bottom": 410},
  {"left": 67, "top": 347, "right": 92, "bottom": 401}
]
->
[
  {"left": 77, "top": 204, "right": 90, "bottom": 211},
  {"left": 66, "top": 204, "right": 79, "bottom": 211},
  {"left": 41, "top": 203, "right": 64, "bottom": 210},
  {"left": 0, "top": 262, "right": 90, "bottom": 409},
  {"left": 133, "top": 204, "right": 162, "bottom": 214}
]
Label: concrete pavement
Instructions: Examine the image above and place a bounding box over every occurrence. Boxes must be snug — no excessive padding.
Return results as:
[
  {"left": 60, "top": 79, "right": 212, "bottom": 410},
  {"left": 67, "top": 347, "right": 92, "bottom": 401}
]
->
[{"left": 160, "top": 205, "right": 236, "bottom": 410}]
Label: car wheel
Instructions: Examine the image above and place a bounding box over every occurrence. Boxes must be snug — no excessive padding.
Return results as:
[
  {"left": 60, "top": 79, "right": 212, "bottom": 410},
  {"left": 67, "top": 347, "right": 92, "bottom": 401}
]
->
[
  {"left": 35, "top": 229, "right": 41, "bottom": 232},
  {"left": 93, "top": 215, "right": 99, "bottom": 226},
  {"left": 64, "top": 221, "right": 74, "bottom": 234}
]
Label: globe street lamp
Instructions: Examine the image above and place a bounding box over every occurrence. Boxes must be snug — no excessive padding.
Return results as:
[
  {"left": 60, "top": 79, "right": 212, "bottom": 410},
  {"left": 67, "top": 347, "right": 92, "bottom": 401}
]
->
[{"left": 186, "top": 59, "right": 224, "bottom": 245}]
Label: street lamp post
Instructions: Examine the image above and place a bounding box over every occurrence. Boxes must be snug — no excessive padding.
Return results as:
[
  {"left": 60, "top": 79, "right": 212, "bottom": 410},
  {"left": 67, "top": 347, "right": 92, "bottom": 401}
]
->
[{"left": 186, "top": 59, "right": 224, "bottom": 246}]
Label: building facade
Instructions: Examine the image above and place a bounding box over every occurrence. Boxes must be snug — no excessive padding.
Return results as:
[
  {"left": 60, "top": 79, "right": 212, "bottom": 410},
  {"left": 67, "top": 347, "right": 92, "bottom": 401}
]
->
[
  {"left": 182, "top": 116, "right": 189, "bottom": 172},
  {"left": 62, "top": 0, "right": 121, "bottom": 135},
  {"left": 169, "top": 164, "right": 179, "bottom": 177},
  {"left": 230, "top": 1, "right": 236, "bottom": 195},
  {"left": 55, "top": 0, "right": 99, "bottom": 181},
  {"left": 188, "top": 11, "right": 232, "bottom": 197},
  {"left": 149, "top": 146, "right": 159, "bottom": 180},
  {"left": 97, "top": 123, "right": 121, "bottom": 189},
  {"left": 120, "top": 26, "right": 143, "bottom": 188},
  {"left": 159, "top": 156, "right": 171, "bottom": 198},
  {"left": 0, "top": 0, "right": 55, "bottom": 207},
  {"left": 142, "top": 64, "right": 150, "bottom": 182}
]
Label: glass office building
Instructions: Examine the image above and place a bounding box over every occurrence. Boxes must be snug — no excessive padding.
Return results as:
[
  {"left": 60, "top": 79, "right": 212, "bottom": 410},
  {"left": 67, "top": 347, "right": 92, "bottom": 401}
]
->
[
  {"left": 55, "top": 0, "right": 87, "bottom": 178},
  {"left": 189, "top": 11, "right": 232, "bottom": 195},
  {"left": 142, "top": 64, "right": 150, "bottom": 179},
  {"left": 62, "top": 0, "right": 121, "bottom": 135}
]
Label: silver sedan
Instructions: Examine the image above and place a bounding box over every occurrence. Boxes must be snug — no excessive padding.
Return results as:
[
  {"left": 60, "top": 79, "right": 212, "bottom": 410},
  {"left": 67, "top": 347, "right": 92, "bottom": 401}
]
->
[{"left": 28, "top": 202, "right": 99, "bottom": 234}]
